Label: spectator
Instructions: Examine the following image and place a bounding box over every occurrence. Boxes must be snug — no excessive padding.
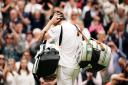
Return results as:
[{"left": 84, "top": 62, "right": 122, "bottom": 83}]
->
[
  {"left": 107, "top": 41, "right": 126, "bottom": 75},
  {"left": 89, "top": 17, "right": 105, "bottom": 39},
  {"left": 24, "top": 0, "right": 42, "bottom": 14},
  {"left": 29, "top": 10, "right": 45, "bottom": 31},
  {"left": 113, "top": 5, "right": 127, "bottom": 28},
  {"left": 118, "top": 57, "right": 127, "bottom": 72},
  {"left": 101, "top": 0, "right": 117, "bottom": 33},
  {"left": 69, "top": 8, "right": 82, "bottom": 25},
  {"left": 25, "top": 32, "right": 34, "bottom": 50},
  {"left": 9, "top": 9, "right": 20, "bottom": 25},
  {"left": 88, "top": 2, "right": 105, "bottom": 39},
  {"left": 22, "top": 50, "right": 33, "bottom": 63},
  {"left": 77, "top": 71, "right": 102, "bottom": 85},
  {"left": 0, "top": 54, "right": 5, "bottom": 71},
  {"left": 119, "top": 0, "right": 128, "bottom": 14},
  {"left": 29, "top": 28, "right": 42, "bottom": 56},
  {"left": 76, "top": 0, "right": 83, "bottom": 9},
  {"left": 6, "top": 9, "right": 20, "bottom": 33},
  {"left": 107, "top": 63, "right": 128, "bottom": 85},
  {"left": 3, "top": 33, "right": 17, "bottom": 60},
  {"left": 0, "top": 0, "right": 4, "bottom": 20},
  {"left": 16, "top": 58, "right": 35, "bottom": 85},
  {"left": 123, "top": 17, "right": 128, "bottom": 58},
  {"left": 63, "top": 0, "right": 78, "bottom": 20},
  {"left": 82, "top": 0, "right": 93, "bottom": 20},
  {"left": 108, "top": 21, "right": 128, "bottom": 58},
  {"left": 16, "top": 0, "right": 31, "bottom": 33},
  {"left": 1, "top": 0, "right": 16, "bottom": 24},
  {"left": 0, "top": 54, "right": 5, "bottom": 85},
  {"left": 4, "top": 58, "right": 17, "bottom": 85},
  {"left": 82, "top": 0, "right": 94, "bottom": 28},
  {"left": 16, "top": 50, "right": 33, "bottom": 72},
  {"left": 97, "top": 33, "right": 106, "bottom": 43},
  {"left": 0, "top": 34, "right": 2, "bottom": 53},
  {"left": 0, "top": 20, "right": 4, "bottom": 53},
  {"left": 10, "top": 22, "right": 26, "bottom": 60},
  {"left": 41, "top": 0, "right": 53, "bottom": 24}
]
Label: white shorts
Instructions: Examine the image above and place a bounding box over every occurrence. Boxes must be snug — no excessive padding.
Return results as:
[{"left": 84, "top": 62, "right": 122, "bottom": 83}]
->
[{"left": 57, "top": 65, "right": 80, "bottom": 85}]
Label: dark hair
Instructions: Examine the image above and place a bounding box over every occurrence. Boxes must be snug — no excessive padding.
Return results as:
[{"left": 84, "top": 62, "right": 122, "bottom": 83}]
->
[{"left": 49, "top": 11, "right": 65, "bottom": 20}]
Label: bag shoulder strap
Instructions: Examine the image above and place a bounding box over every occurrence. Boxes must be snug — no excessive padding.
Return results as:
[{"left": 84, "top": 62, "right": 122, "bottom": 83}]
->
[
  {"left": 74, "top": 24, "right": 89, "bottom": 42},
  {"left": 74, "top": 24, "right": 105, "bottom": 51},
  {"left": 59, "top": 25, "right": 63, "bottom": 46}
]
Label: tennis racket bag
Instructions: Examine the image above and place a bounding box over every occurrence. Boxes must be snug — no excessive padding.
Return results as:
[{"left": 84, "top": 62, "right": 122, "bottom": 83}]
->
[
  {"left": 32, "top": 44, "right": 60, "bottom": 77},
  {"left": 79, "top": 40, "right": 111, "bottom": 73},
  {"left": 74, "top": 25, "right": 111, "bottom": 73},
  {"left": 32, "top": 26, "right": 63, "bottom": 83}
]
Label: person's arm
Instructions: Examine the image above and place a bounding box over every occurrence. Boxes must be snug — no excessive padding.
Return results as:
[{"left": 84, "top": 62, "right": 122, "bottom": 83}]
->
[
  {"left": 38, "top": 20, "right": 53, "bottom": 41},
  {"left": 38, "top": 12, "right": 62, "bottom": 41},
  {"left": 1, "top": 4, "right": 10, "bottom": 13},
  {"left": 107, "top": 22, "right": 117, "bottom": 35},
  {"left": 9, "top": 23, "right": 19, "bottom": 43},
  {"left": 20, "top": 15, "right": 30, "bottom": 25},
  {"left": 111, "top": 73, "right": 128, "bottom": 82},
  {"left": 17, "top": 10, "right": 30, "bottom": 25}
]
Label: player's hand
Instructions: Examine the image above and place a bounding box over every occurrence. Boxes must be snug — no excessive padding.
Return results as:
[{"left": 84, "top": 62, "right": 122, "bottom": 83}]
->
[{"left": 50, "top": 12, "right": 63, "bottom": 24}]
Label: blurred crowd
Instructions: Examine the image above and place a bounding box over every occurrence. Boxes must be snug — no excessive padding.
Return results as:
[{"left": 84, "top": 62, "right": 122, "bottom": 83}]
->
[{"left": 0, "top": 0, "right": 128, "bottom": 85}]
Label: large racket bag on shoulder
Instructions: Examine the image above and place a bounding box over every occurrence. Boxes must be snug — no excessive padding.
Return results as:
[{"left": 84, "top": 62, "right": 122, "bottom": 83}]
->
[
  {"left": 79, "top": 40, "right": 111, "bottom": 73},
  {"left": 74, "top": 25, "right": 111, "bottom": 73},
  {"left": 32, "top": 25, "right": 63, "bottom": 84}
]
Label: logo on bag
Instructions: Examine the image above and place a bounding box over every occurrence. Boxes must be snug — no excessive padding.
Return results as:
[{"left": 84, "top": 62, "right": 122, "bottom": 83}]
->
[{"left": 85, "top": 64, "right": 92, "bottom": 70}]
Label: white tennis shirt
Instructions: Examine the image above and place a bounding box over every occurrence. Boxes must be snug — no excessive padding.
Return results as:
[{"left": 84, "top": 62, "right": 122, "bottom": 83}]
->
[{"left": 48, "top": 21, "right": 83, "bottom": 69}]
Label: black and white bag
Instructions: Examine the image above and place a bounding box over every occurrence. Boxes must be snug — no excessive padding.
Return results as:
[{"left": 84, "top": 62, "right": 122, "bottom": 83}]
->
[
  {"left": 32, "top": 43, "right": 60, "bottom": 77},
  {"left": 32, "top": 26, "right": 63, "bottom": 82},
  {"left": 74, "top": 25, "right": 111, "bottom": 73}
]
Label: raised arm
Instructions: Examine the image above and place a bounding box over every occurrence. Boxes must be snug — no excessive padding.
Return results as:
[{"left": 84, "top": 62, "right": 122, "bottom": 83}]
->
[{"left": 38, "top": 12, "right": 63, "bottom": 41}]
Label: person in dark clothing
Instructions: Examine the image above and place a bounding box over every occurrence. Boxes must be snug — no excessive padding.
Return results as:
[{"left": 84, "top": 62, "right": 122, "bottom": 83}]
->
[
  {"left": 83, "top": 10, "right": 93, "bottom": 28},
  {"left": 110, "top": 22, "right": 128, "bottom": 59},
  {"left": 29, "top": 10, "right": 45, "bottom": 31}
]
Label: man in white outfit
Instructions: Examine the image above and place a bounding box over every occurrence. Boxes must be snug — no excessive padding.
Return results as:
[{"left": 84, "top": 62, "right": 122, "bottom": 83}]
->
[{"left": 38, "top": 11, "right": 83, "bottom": 85}]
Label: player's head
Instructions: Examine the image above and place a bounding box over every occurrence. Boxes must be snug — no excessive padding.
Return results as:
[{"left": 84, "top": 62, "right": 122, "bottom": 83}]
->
[{"left": 49, "top": 11, "right": 65, "bottom": 25}]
